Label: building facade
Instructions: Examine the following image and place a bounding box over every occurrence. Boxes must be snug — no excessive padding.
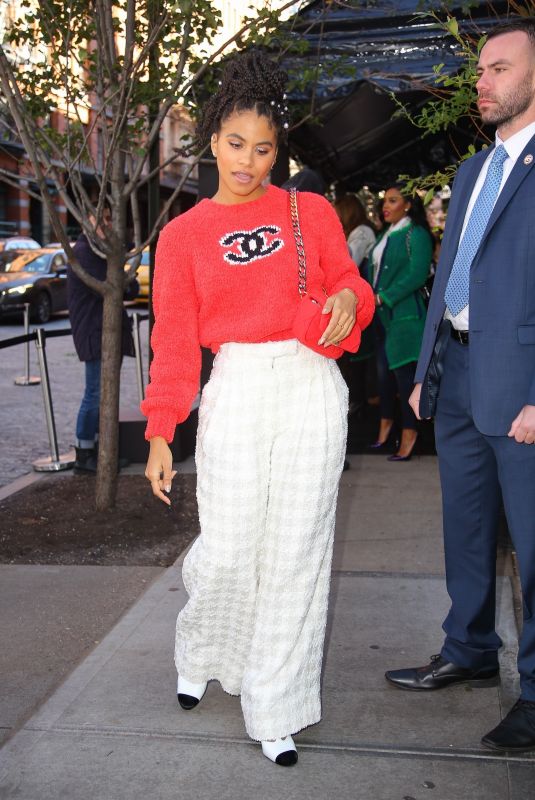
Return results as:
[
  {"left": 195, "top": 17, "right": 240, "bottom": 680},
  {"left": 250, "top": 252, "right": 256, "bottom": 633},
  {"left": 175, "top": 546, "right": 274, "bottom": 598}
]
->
[{"left": 0, "top": 1, "right": 293, "bottom": 242}]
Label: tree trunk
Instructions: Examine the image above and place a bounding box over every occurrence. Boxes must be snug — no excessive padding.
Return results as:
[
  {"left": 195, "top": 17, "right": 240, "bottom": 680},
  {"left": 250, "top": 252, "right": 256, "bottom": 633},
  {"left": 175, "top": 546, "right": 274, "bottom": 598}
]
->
[{"left": 95, "top": 263, "right": 124, "bottom": 511}]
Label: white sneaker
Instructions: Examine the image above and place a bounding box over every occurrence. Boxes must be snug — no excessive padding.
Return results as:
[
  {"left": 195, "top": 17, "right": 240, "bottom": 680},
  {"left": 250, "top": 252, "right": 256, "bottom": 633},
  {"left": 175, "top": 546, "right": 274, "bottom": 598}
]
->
[
  {"left": 177, "top": 675, "right": 207, "bottom": 710},
  {"left": 261, "top": 736, "right": 298, "bottom": 766}
]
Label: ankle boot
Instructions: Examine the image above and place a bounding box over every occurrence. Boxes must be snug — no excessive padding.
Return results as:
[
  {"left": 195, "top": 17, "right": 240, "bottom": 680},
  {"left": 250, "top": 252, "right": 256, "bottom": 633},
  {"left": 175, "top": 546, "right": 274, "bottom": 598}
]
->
[{"left": 74, "top": 446, "right": 98, "bottom": 473}]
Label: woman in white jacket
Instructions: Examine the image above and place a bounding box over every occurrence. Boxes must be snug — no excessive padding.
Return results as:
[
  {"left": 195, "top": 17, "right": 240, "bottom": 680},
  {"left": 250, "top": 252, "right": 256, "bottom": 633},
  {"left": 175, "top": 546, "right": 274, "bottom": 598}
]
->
[
  {"left": 334, "top": 194, "right": 376, "bottom": 415},
  {"left": 334, "top": 194, "right": 376, "bottom": 268}
]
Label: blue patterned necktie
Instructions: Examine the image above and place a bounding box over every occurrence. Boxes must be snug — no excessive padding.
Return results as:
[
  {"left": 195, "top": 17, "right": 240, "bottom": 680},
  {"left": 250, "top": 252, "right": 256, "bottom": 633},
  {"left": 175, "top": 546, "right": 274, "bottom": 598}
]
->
[{"left": 444, "top": 144, "right": 508, "bottom": 316}]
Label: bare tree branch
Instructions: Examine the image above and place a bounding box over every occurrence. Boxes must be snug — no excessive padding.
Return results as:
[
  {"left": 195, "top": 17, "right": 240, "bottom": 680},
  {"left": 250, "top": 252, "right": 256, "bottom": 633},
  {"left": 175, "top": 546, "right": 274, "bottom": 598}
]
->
[
  {"left": 0, "top": 112, "right": 20, "bottom": 139},
  {"left": 124, "top": 11, "right": 193, "bottom": 194},
  {"left": 127, "top": 156, "right": 143, "bottom": 248},
  {"left": 95, "top": 0, "right": 117, "bottom": 75},
  {"left": 138, "top": 145, "right": 207, "bottom": 252},
  {"left": 0, "top": 44, "right": 108, "bottom": 292},
  {"left": 125, "top": 0, "right": 298, "bottom": 195},
  {"left": 135, "top": 145, "right": 192, "bottom": 189},
  {"left": 0, "top": 168, "right": 43, "bottom": 201}
]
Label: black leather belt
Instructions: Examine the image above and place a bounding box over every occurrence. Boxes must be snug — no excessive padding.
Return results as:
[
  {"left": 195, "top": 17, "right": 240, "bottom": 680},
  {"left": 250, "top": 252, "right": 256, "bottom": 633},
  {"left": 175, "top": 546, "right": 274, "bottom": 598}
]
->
[{"left": 450, "top": 327, "right": 469, "bottom": 345}]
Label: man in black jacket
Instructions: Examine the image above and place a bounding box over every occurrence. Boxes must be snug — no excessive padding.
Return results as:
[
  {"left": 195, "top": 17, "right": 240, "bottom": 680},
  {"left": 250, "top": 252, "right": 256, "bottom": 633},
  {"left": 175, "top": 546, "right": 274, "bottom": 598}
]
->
[{"left": 67, "top": 216, "right": 136, "bottom": 472}]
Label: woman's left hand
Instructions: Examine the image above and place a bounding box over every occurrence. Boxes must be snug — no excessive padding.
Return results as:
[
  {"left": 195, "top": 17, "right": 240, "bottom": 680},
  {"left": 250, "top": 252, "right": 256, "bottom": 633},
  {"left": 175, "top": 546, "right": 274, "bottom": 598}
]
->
[{"left": 319, "top": 288, "right": 357, "bottom": 347}]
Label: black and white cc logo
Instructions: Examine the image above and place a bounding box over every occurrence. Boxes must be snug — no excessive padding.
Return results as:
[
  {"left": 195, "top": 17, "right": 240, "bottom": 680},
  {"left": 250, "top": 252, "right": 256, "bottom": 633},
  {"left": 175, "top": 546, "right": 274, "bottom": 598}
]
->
[{"left": 220, "top": 225, "right": 284, "bottom": 265}]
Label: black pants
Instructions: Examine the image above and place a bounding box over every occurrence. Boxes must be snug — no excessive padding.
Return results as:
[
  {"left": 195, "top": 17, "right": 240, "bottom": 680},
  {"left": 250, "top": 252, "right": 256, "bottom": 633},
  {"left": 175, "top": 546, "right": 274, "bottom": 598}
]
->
[{"left": 374, "top": 318, "right": 417, "bottom": 430}]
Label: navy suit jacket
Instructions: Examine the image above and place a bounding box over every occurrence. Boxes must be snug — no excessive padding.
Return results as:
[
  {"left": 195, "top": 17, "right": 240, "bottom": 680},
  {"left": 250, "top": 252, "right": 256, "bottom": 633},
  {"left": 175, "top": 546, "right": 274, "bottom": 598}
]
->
[{"left": 416, "top": 133, "right": 535, "bottom": 435}]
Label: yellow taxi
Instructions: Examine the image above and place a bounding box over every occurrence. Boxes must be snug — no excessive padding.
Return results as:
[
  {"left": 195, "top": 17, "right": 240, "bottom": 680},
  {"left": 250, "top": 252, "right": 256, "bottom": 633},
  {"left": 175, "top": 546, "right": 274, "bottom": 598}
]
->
[{"left": 125, "top": 248, "right": 149, "bottom": 303}]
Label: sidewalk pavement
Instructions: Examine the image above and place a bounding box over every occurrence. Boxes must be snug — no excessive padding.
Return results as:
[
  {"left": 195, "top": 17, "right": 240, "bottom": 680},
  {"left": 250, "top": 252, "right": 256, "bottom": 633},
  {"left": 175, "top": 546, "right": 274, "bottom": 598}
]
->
[{"left": 1, "top": 455, "right": 534, "bottom": 799}]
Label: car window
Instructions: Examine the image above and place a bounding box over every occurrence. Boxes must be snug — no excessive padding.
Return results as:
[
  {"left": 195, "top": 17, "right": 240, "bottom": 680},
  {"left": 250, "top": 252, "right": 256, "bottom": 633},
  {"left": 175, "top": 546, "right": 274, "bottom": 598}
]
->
[
  {"left": 52, "top": 254, "right": 66, "bottom": 269},
  {"left": 8, "top": 254, "right": 50, "bottom": 273},
  {"left": 127, "top": 251, "right": 150, "bottom": 267},
  {"left": 5, "top": 238, "right": 40, "bottom": 250}
]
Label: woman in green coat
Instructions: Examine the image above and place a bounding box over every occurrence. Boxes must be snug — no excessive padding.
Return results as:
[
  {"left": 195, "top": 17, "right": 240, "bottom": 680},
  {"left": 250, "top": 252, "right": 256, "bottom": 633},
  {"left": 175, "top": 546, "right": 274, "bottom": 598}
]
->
[{"left": 370, "top": 186, "right": 433, "bottom": 460}]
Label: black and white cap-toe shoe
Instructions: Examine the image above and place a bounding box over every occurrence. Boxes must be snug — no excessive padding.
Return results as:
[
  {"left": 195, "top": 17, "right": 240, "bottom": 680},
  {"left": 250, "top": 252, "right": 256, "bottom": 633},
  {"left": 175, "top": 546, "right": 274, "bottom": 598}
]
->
[
  {"left": 261, "top": 736, "right": 298, "bottom": 767},
  {"left": 177, "top": 675, "right": 207, "bottom": 710}
]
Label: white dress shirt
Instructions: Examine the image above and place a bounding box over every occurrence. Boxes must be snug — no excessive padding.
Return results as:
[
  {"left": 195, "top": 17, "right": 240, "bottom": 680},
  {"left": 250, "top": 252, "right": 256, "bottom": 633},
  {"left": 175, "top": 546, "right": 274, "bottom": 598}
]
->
[{"left": 445, "top": 120, "right": 535, "bottom": 330}]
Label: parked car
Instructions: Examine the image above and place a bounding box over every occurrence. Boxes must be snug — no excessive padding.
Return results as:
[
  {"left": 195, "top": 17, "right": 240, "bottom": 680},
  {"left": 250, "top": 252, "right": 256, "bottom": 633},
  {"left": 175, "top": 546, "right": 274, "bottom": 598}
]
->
[
  {"left": 0, "top": 248, "right": 68, "bottom": 323},
  {"left": 0, "top": 236, "right": 41, "bottom": 271},
  {"left": 125, "top": 248, "right": 149, "bottom": 302}
]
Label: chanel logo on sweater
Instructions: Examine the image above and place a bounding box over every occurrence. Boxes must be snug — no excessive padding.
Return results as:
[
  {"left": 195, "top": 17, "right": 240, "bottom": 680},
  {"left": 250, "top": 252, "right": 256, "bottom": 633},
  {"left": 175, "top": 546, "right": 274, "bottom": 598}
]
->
[{"left": 220, "top": 225, "right": 284, "bottom": 264}]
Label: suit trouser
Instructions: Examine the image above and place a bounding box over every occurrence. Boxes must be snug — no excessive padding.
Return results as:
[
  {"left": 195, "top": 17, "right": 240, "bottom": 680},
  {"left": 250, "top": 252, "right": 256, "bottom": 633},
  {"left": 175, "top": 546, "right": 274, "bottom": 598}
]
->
[
  {"left": 175, "top": 339, "right": 348, "bottom": 740},
  {"left": 435, "top": 337, "right": 535, "bottom": 700}
]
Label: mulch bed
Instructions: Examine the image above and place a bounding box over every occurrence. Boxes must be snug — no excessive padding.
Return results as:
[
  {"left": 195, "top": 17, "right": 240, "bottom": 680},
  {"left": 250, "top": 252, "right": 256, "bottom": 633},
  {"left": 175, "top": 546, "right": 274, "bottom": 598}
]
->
[
  {"left": 0, "top": 402, "right": 437, "bottom": 569},
  {"left": 0, "top": 473, "right": 200, "bottom": 566}
]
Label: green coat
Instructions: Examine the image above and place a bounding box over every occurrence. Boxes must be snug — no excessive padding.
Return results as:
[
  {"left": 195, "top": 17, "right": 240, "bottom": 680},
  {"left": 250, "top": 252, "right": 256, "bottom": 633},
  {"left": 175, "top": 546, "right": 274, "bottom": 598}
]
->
[{"left": 374, "top": 223, "right": 433, "bottom": 370}]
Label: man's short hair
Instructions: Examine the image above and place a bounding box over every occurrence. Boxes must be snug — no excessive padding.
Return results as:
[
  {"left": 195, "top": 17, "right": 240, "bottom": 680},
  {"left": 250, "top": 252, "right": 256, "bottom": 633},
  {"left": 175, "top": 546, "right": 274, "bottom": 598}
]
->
[{"left": 486, "top": 17, "right": 535, "bottom": 50}]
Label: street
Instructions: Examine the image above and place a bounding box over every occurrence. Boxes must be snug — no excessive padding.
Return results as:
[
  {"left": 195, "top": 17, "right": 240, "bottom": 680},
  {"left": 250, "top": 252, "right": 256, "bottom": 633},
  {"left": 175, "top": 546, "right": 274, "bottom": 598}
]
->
[{"left": 0, "top": 307, "right": 150, "bottom": 489}]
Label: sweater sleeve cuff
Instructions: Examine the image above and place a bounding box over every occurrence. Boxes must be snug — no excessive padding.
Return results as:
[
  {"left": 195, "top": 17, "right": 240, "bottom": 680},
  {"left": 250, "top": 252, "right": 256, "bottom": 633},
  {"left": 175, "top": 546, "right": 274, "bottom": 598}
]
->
[
  {"left": 330, "top": 280, "right": 370, "bottom": 319},
  {"left": 143, "top": 408, "right": 179, "bottom": 444},
  {"left": 331, "top": 278, "right": 374, "bottom": 331},
  {"left": 330, "top": 279, "right": 360, "bottom": 301},
  {"left": 353, "top": 278, "right": 375, "bottom": 330}
]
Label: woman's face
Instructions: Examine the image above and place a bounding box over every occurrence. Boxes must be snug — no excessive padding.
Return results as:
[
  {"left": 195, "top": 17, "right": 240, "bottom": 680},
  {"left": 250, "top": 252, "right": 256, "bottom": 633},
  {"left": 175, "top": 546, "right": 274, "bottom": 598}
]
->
[
  {"left": 382, "top": 188, "right": 410, "bottom": 225},
  {"left": 211, "top": 110, "right": 277, "bottom": 204}
]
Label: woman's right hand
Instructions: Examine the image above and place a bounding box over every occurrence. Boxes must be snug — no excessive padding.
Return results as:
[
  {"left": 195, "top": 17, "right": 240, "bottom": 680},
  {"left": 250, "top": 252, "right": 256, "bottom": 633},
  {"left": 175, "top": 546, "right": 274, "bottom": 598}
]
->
[{"left": 145, "top": 436, "right": 176, "bottom": 506}]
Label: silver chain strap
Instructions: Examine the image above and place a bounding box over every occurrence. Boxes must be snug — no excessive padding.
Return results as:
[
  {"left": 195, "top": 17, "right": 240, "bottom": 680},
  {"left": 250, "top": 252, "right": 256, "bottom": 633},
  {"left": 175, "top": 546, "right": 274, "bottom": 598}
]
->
[{"left": 289, "top": 187, "right": 307, "bottom": 297}]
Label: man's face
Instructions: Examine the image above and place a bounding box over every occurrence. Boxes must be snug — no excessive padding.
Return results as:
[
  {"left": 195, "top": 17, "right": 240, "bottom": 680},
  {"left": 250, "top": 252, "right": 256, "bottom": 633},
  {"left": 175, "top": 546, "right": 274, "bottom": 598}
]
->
[
  {"left": 476, "top": 31, "right": 535, "bottom": 131},
  {"left": 89, "top": 210, "right": 111, "bottom": 239}
]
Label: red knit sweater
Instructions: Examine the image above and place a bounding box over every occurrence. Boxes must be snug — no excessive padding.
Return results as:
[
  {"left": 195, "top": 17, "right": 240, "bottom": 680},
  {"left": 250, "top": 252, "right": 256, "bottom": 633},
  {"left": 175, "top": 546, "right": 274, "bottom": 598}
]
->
[{"left": 141, "top": 184, "right": 374, "bottom": 442}]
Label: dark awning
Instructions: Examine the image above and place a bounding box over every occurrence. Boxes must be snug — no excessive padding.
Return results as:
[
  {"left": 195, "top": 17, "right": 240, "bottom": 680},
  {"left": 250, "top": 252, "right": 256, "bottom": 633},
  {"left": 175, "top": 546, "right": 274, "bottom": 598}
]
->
[{"left": 284, "top": 0, "right": 509, "bottom": 190}]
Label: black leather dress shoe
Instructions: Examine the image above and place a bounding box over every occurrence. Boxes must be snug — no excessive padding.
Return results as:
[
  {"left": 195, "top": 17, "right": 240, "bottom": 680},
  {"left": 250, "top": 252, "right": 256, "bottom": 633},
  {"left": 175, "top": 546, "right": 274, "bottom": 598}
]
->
[
  {"left": 385, "top": 654, "right": 500, "bottom": 691},
  {"left": 481, "top": 699, "right": 535, "bottom": 752}
]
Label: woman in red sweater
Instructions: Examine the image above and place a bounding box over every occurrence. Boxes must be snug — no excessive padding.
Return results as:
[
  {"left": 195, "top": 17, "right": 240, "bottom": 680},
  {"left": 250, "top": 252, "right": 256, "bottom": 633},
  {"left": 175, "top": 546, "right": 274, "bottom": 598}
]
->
[{"left": 142, "top": 52, "right": 374, "bottom": 767}]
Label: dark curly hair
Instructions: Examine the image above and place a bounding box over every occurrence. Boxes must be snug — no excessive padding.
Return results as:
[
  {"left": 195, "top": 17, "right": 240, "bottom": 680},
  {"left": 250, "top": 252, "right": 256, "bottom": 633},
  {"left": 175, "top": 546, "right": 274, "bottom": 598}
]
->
[
  {"left": 386, "top": 183, "right": 432, "bottom": 236},
  {"left": 196, "top": 51, "right": 289, "bottom": 150}
]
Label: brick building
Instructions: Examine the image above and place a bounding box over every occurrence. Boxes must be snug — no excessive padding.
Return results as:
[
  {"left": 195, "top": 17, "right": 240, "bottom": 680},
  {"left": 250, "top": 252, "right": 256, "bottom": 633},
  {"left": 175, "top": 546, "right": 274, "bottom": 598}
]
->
[
  {"left": 0, "top": 0, "right": 198, "bottom": 243},
  {"left": 0, "top": 0, "right": 294, "bottom": 241}
]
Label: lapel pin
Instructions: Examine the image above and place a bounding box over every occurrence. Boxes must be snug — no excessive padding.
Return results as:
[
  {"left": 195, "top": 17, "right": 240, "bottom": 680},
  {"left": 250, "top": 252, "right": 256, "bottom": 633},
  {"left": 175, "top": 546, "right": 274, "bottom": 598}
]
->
[{"left": 524, "top": 154, "right": 533, "bottom": 165}]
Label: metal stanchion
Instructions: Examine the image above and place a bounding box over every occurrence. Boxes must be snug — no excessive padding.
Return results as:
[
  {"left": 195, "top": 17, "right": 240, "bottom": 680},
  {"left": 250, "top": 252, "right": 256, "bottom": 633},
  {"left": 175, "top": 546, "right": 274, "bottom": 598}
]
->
[
  {"left": 132, "top": 311, "right": 145, "bottom": 404},
  {"left": 32, "top": 327, "right": 75, "bottom": 472},
  {"left": 14, "top": 304, "right": 41, "bottom": 386}
]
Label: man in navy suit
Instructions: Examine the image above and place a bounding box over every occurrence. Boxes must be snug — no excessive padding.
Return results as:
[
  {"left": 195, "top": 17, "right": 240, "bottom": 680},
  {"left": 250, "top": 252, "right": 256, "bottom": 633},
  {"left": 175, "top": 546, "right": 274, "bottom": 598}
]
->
[{"left": 385, "top": 18, "right": 535, "bottom": 752}]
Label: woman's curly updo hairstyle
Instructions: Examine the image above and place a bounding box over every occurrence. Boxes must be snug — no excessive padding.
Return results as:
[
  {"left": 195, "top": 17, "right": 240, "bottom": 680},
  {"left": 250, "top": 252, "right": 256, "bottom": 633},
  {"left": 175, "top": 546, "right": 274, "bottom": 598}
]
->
[{"left": 196, "top": 51, "right": 289, "bottom": 150}]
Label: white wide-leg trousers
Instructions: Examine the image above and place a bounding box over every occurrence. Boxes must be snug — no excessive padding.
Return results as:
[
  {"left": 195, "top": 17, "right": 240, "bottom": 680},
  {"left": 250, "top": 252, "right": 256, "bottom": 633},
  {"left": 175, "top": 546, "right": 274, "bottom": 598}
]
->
[{"left": 175, "top": 339, "right": 348, "bottom": 741}]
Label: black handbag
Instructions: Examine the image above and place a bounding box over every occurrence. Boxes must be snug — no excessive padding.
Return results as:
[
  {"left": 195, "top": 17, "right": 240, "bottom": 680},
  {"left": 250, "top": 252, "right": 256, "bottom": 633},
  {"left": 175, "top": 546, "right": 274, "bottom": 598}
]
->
[{"left": 405, "top": 225, "right": 435, "bottom": 308}]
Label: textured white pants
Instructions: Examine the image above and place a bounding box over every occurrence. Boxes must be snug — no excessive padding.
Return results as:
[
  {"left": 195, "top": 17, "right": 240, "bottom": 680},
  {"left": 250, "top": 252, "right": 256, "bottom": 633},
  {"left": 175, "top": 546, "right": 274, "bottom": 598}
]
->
[{"left": 175, "top": 339, "right": 348, "bottom": 741}]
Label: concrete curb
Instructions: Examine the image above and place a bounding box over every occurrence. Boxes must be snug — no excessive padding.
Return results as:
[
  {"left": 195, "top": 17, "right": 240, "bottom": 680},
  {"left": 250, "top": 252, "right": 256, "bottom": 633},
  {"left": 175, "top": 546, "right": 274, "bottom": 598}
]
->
[{"left": 0, "top": 470, "right": 47, "bottom": 502}]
